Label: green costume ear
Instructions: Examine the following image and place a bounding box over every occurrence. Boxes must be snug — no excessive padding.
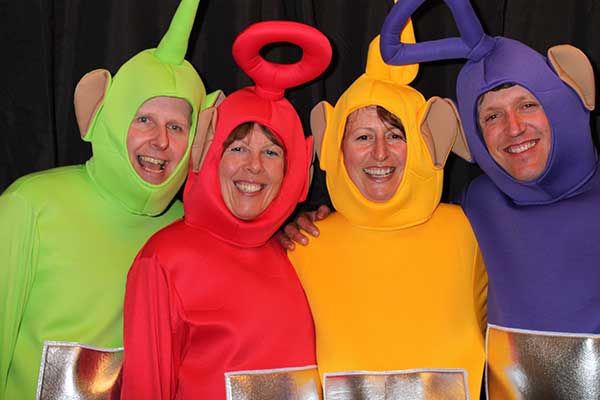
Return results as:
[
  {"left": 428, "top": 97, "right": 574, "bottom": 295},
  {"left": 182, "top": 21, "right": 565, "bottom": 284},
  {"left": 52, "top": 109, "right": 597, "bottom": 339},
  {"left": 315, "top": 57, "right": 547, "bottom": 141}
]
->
[
  {"left": 74, "top": 69, "right": 112, "bottom": 141},
  {"left": 192, "top": 92, "right": 225, "bottom": 172},
  {"left": 82, "top": 0, "right": 211, "bottom": 216}
]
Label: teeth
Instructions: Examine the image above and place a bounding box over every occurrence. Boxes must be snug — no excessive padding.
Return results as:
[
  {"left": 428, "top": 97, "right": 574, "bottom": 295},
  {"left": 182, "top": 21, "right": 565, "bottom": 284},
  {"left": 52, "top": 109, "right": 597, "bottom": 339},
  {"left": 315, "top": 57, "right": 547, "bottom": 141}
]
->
[
  {"left": 138, "top": 155, "right": 166, "bottom": 170},
  {"left": 506, "top": 140, "right": 537, "bottom": 154},
  {"left": 363, "top": 167, "right": 395, "bottom": 177},
  {"left": 235, "top": 182, "right": 263, "bottom": 193}
]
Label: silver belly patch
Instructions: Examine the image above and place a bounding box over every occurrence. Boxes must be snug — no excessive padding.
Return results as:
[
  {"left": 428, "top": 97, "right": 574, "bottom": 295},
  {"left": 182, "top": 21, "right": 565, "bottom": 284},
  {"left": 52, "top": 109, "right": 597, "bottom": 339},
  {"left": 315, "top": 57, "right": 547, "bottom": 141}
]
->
[
  {"left": 225, "top": 365, "right": 321, "bottom": 400},
  {"left": 36, "top": 341, "right": 123, "bottom": 400},
  {"left": 486, "top": 324, "right": 600, "bottom": 399},
  {"left": 323, "top": 369, "right": 469, "bottom": 400}
]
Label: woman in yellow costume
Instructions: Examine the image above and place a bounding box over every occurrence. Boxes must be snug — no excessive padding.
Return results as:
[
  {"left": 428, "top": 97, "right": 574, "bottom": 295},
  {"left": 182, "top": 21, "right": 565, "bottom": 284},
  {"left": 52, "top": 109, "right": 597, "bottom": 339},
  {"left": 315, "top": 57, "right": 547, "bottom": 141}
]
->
[{"left": 288, "top": 19, "right": 487, "bottom": 399}]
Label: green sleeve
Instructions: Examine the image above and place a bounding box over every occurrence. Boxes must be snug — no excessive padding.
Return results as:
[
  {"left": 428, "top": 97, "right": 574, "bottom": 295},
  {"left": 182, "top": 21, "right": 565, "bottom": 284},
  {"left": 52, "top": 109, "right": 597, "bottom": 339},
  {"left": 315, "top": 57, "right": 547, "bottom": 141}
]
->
[{"left": 0, "top": 190, "right": 38, "bottom": 397}]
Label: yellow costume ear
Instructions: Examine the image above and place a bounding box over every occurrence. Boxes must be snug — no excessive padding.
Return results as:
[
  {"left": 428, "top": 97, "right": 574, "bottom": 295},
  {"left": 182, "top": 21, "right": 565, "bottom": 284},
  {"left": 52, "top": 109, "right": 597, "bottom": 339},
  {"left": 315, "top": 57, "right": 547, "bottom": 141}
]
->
[
  {"left": 420, "top": 97, "right": 471, "bottom": 167},
  {"left": 74, "top": 69, "right": 112, "bottom": 140},
  {"left": 548, "top": 45, "right": 595, "bottom": 111},
  {"left": 309, "top": 101, "right": 334, "bottom": 163}
]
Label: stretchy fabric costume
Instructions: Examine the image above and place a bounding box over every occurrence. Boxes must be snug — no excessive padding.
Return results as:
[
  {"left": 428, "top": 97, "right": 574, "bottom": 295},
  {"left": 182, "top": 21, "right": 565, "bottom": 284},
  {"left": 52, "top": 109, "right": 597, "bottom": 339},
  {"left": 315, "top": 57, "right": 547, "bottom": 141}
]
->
[
  {"left": 0, "top": 1, "right": 214, "bottom": 398},
  {"left": 289, "top": 24, "right": 487, "bottom": 399},
  {"left": 121, "top": 21, "right": 331, "bottom": 399},
  {"left": 381, "top": 0, "right": 600, "bottom": 398}
]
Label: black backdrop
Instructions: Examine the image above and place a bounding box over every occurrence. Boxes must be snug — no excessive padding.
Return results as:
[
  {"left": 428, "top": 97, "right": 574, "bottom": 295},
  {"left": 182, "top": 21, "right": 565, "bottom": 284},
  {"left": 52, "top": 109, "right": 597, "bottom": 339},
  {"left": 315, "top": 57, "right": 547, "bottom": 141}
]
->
[{"left": 2, "top": 0, "right": 599, "bottom": 208}]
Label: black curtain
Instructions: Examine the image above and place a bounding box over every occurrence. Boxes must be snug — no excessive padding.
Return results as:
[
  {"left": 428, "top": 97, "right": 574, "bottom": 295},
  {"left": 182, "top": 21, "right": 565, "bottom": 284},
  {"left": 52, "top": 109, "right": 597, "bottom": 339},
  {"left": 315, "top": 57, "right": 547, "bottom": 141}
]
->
[{"left": 2, "top": 0, "right": 599, "bottom": 207}]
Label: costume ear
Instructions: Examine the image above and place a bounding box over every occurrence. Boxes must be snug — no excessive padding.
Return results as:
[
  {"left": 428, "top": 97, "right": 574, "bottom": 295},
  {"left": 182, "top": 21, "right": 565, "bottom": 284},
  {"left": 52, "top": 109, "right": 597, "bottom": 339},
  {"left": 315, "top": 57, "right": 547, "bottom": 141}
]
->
[
  {"left": 203, "top": 90, "right": 226, "bottom": 109},
  {"left": 420, "top": 97, "right": 471, "bottom": 167},
  {"left": 192, "top": 106, "right": 218, "bottom": 172},
  {"left": 309, "top": 101, "right": 333, "bottom": 160},
  {"left": 548, "top": 45, "right": 595, "bottom": 111},
  {"left": 74, "top": 69, "right": 111, "bottom": 140}
]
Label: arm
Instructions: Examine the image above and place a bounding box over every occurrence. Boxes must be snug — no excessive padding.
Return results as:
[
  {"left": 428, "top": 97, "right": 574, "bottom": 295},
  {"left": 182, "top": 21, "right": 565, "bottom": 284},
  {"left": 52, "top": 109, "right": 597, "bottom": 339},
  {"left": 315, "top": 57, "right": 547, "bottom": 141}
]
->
[
  {"left": 0, "top": 191, "right": 38, "bottom": 396},
  {"left": 121, "top": 249, "right": 182, "bottom": 400},
  {"left": 278, "top": 205, "right": 331, "bottom": 250}
]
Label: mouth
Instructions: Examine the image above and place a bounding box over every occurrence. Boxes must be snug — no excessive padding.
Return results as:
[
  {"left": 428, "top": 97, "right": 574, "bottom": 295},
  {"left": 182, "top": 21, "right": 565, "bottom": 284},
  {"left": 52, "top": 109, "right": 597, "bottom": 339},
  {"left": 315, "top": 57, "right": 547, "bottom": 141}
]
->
[
  {"left": 234, "top": 181, "right": 265, "bottom": 194},
  {"left": 363, "top": 167, "right": 396, "bottom": 178},
  {"left": 137, "top": 155, "right": 167, "bottom": 172},
  {"left": 504, "top": 139, "right": 538, "bottom": 155}
]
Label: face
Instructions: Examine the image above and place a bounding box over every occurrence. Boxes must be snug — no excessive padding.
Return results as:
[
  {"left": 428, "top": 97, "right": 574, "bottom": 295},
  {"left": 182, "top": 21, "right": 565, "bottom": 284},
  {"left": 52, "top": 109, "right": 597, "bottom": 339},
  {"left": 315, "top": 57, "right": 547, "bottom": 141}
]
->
[
  {"left": 342, "top": 105, "right": 407, "bottom": 202},
  {"left": 219, "top": 124, "right": 285, "bottom": 221},
  {"left": 478, "top": 85, "right": 551, "bottom": 181},
  {"left": 127, "top": 96, "right": 192, "bottom": 185}
]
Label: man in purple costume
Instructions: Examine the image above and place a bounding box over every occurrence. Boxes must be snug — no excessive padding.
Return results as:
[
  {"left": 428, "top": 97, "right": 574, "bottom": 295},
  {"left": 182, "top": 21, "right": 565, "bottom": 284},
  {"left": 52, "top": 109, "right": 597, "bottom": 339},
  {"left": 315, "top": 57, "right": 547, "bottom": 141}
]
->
[{"left": 380, "top": 0, "right": 600, "bottom": 398}]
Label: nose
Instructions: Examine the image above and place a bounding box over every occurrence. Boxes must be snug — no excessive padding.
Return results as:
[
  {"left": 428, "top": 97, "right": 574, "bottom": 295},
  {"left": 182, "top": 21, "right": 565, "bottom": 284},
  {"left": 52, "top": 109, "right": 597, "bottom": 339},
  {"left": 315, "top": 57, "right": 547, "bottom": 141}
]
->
[
  {"left": 245, "top": 151, "right": 264, "bottom": 174},
  {"left": 150, "top": 126, "right": 169, "bottom": 150},
  {"left": 372, "top": 137, "right": 389, "bottom": 161},
  {"left": 506, "top": 110, "right": 525, "bottom": 137}
]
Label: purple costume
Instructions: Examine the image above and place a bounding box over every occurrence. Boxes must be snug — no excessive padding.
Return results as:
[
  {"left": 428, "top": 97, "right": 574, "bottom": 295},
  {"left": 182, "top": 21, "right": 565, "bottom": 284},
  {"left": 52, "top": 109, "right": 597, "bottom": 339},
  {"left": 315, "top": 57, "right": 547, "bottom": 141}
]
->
[{"left": 381, "top": 1, "right": 600, "bottom": 398}]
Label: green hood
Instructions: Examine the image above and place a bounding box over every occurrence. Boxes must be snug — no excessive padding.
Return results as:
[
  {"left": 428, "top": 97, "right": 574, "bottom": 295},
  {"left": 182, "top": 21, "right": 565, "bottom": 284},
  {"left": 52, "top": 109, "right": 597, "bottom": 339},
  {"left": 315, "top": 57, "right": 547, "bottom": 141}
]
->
[{"left": 83, "top": 0, "right": 208, "bottom": 216}]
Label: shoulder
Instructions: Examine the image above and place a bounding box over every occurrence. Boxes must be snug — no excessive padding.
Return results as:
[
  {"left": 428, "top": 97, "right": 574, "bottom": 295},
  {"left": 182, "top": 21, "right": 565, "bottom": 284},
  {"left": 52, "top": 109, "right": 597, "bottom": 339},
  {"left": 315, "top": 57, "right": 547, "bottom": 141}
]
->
[
  {"left": 3, "top": 165, "right": 87, "bottom": 199},
  {"left": 137, "top": 222, "right": 218, "bottom": 271}
]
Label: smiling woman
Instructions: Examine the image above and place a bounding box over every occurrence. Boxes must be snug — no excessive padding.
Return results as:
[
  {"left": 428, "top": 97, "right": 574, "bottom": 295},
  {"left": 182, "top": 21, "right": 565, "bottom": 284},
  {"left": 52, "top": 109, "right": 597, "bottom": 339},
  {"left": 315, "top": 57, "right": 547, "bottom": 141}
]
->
[
  {"left": 342, "top": 105, "right": 407, "bottom": 203},
  {"left": 126, "top": 96, "right": 192, "bottom": 185},
  {"left": 120, "top": 21, "right": 332, "bottom": 399},
  {"left": 219, "top": 122, "right": 285, "bottom": 220}
]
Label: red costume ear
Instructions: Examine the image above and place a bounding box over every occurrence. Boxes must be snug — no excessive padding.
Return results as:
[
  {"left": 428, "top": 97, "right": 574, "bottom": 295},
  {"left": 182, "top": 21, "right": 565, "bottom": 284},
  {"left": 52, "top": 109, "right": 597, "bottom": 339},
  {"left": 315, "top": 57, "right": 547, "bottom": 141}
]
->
[{"left": 232, "top": 21, "right": 332, "bottom": 100}]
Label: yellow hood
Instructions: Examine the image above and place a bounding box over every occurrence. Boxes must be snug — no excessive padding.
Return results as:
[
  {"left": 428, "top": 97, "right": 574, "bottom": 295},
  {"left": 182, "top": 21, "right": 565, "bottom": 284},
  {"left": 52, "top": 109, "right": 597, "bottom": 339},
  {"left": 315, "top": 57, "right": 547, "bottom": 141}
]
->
[{"left": 316, "top": 22, "right": 445, "bottom": 230}]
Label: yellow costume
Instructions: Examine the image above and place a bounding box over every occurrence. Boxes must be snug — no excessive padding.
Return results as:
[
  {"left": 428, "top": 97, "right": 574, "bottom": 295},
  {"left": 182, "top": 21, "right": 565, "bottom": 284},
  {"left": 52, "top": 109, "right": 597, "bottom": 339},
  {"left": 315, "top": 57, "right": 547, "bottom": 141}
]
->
[{"left": 289, "top": 21, "right": 487, "bottom": 399}]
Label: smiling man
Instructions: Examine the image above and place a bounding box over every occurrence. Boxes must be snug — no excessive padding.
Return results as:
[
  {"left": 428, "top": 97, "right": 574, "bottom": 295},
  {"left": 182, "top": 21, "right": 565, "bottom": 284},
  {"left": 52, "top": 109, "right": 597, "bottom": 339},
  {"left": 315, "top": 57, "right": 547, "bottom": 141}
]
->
[
  {"left": 379, "top": 0, "right": 600, "bottom": 394},
  {"left": 0, "top": 0, "right": 219, "bottom": 398},
  {"left": 453, "top": 40, "right": 600, "bottom": 397},
  {"left": 127, "top": 96, "right": 193, "bottom": 185}
]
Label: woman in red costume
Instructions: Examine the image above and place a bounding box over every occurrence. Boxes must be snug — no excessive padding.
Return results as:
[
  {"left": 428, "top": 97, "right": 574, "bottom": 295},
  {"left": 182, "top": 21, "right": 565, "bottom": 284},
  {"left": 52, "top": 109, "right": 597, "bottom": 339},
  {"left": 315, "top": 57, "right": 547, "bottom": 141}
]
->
[{"left": 120, "top": 21, "right": 331, "bottom": 399}]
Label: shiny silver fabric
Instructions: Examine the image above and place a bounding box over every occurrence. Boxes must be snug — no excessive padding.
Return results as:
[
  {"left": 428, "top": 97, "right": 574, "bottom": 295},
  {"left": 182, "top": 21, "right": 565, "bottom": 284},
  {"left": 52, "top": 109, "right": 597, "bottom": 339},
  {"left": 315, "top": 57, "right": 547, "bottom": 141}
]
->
[
  {"left": 323, "top": 369, "right": 469, "bottom": 400},
  {"left": 225, "top": 365, "right": 321, "bottom": 400},
  {"left": 36, "top": 341, "right": 123, "bottom": 400},
  {"left": 486, "top": 324, "right": 600, "bottom": 400}
]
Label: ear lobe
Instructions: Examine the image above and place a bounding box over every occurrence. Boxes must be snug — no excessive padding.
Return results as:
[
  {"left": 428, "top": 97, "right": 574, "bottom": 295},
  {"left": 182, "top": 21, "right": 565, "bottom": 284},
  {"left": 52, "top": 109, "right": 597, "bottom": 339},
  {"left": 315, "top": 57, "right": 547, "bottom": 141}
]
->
[
  {"left": 420, "top": 97, "right": 471, "bottom": 167},
  {"left": 74, "top": 69, "right": 111, "bottom": 140},
  {"left": 548, "top": 45, "right": 595, "bottom": 111},
  {"left": 309, "top": 101, "right": 332, "bottom": 161},
  {"left": 192, "top": 107, "right": 217, "bottom": 172}
]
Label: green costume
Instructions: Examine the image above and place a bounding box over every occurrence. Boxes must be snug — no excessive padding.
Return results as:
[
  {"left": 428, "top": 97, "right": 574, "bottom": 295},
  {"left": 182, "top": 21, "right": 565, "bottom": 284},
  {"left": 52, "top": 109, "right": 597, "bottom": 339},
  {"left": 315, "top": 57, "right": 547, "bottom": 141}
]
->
[{"left": 0, "top": 0, "right": 217, "bottom": 397}]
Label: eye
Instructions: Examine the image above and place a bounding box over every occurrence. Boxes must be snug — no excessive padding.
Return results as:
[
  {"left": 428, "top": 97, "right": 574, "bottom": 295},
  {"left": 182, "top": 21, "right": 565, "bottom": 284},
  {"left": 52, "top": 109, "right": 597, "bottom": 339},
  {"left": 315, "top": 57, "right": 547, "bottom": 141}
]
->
[
  {"left": 484, "top": 113, "right": 498, "bottom": 123},
  {"left": 167, "top": 123, "right": 184, "bottom": 132},
  {"left": 264, "top": 148, "right": 282, "bottom": 158},
  {"left": 228, "top": 146, "right": 244, "bottom": 153},
  {"left": 355, "top": 134, "right": 370, "bottom": 141},
  {"left": 522, "top": 102, "right": 539, "bottom": 110},
  {"left": 136, "top": 115, "right": 150, "bottom": 124},
  {"left": 387, "top": 130, "right": 406, "bottom": 142}
]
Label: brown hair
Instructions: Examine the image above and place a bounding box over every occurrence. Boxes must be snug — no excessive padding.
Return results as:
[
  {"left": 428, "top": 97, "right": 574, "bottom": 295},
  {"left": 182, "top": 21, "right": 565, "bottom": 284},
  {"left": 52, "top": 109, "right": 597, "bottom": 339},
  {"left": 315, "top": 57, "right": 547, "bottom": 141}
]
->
[
  {"left": 344, "top": 105, "right": 406, "bottom": 140},
  {"left": 376, "top": 105, "right": 405, "bottom": 134},
  {"left": 222, "top": 122, "right": 284, "bottom": 153}
]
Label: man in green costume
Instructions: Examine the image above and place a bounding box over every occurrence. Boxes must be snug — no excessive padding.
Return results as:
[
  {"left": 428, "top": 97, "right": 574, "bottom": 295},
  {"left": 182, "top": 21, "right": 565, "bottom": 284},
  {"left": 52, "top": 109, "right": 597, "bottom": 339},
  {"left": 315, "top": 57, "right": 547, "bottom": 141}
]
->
[{"left": 0, "top": 0, "right": 219, "bottom": 398}]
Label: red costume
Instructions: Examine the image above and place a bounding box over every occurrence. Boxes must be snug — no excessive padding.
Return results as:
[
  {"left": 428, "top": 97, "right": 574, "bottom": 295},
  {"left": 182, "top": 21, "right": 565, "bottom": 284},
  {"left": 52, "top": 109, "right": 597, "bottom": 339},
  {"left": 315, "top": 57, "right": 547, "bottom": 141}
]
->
[{"left": 121, "top": 21, "right": 331, "bottom": 399}]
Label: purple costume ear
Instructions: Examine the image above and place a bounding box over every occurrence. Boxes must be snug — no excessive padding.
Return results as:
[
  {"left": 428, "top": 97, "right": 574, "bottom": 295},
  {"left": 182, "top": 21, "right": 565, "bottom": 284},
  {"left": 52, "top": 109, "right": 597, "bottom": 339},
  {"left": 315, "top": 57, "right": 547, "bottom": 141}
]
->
[{"left": 380, "top": 0, "right": 494, "bottom": 65}]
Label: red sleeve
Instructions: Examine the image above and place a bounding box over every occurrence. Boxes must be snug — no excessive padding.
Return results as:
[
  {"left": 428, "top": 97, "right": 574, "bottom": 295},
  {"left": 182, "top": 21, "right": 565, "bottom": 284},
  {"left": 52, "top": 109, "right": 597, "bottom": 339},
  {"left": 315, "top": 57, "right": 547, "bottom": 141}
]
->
[{"left": 121, "top": 247, "right": 184, "bottom": 400}]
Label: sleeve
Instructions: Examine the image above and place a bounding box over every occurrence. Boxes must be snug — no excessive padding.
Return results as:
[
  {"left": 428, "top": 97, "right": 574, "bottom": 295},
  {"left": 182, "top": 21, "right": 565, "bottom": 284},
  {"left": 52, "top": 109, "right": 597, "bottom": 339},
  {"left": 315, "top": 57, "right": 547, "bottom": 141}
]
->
[
  {"left": 472, "top": 245, "right": 488, "bottom": 337},
  {"left": 120, "top": 247, "right": 184, "bottom": 400},
  {"left": 0, "top": 191, "right": 38, "bottom": 396}
]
